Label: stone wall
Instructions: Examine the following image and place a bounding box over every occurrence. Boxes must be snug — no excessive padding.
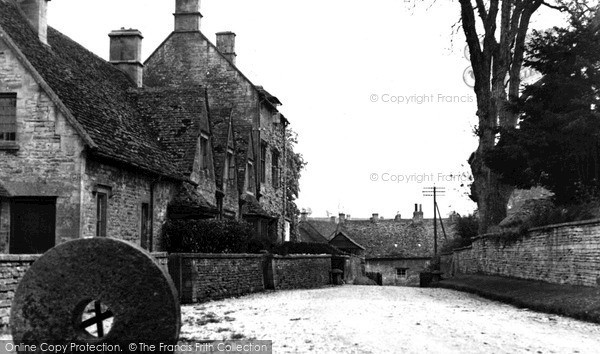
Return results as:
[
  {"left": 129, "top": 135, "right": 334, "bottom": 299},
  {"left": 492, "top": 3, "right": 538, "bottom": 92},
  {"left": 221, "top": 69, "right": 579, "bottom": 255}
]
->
[
  {"left": 0, "top": 254, "right": 38, "bottom": 332},
  {"left": 452, "top": 219, "right": 600, "bottom": 286},
  {"left": 271, "top": 255, "right": 331, "bottom": 290},
  {"left": 0, "top": 36, "right": 86, "bottom": 250},
  {"left": 365, "top": 258, "right": 430, "bottom": 286},
  {"left": 168, "top": 253, "right": 265, "bottom": 304},
  {"left": 81, "top": 160, "right": 177, "bottom": 251}
]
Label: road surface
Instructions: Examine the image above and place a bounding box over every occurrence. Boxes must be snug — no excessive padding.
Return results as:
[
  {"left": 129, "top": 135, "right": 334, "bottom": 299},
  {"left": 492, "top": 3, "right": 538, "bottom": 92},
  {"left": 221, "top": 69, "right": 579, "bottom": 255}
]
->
[{"left": 180, "top": 285, "right": 600, "bottom": 353}]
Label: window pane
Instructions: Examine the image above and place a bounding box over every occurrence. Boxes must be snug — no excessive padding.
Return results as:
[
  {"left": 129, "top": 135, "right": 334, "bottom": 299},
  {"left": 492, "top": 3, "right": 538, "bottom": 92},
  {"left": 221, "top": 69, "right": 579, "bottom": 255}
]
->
[{"left": 0, "top": 93, "right": 17, "bottom": 141}]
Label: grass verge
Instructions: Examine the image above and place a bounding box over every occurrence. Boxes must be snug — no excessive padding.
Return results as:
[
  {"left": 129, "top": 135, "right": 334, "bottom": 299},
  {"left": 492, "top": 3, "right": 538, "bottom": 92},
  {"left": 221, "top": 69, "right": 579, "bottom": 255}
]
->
[{"left": 440, "top": 274, "right": 600, "bottom": 324}]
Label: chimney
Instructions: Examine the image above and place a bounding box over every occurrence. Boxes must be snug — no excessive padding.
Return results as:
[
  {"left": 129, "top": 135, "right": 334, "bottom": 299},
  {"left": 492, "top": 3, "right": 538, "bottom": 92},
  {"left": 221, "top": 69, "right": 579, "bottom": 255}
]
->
[
  {"left": 330, "top": 216, "right": 336, "bottom": 223},
  {"left": 338, "top": 213, "right": 346, "bottom": 224},
  {"left": 371, "top": 213, "right": 379, "bottom": 223},
  {"left": 394, "top": 213, "right": 402, "bottom": 221},
  {"left": 174, "top": 0, "right": 202, "bottom": 32},
  {"left": 109, "top": 28, "right": 144, "bottom": 88},
  {"left": 300, "top": 211, "right": 308, "bottom": 222},
  {"left": 413, "top": 203, "right": 423, "bottom": 222},
  {"left": 216, "top": 32, "right": 237, "bottom": 65},
  {"left": 18, "top": 0, "right": 50, "bottom": 45}
]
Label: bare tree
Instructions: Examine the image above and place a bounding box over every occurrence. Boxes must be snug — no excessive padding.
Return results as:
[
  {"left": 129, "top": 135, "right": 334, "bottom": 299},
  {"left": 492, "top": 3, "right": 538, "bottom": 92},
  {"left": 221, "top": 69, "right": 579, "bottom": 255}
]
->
[{"left": 458, "top": 0, "right": 596, "bottom": 233}]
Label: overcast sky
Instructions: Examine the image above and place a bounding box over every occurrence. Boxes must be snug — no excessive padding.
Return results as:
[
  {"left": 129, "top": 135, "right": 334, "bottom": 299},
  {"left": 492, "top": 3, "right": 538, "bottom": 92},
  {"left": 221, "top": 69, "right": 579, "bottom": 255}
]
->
[{"left": 48, "top": 0, "right": 567, "bottom": 219}]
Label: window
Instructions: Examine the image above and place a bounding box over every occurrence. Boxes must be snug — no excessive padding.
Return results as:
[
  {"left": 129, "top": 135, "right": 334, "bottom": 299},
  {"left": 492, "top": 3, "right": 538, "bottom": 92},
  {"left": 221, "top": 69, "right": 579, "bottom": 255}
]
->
[
  {"left": 284, "top": 221, "right": 290, "bottom": 242},
  {"left": 96, "top": 192, "right": 108, "bottom": 237},
  {"left": 271, "top": 150, "right": 280, "bottom": 189},
  {"left": 224, "top": 149, "right": 235, "bottom": 182},
  {"left": 246, "top": 160, "right": 255, "bottom": 194},
  {"left": 396, "top": 268, "right": 408, "bottom": 278},
  {"left": 140, "top": 203, "right": 150, "bottom": 249},
  {"left": 260, "top": 142, "right": 267, "bottom": 183},
  {"left": 0, "top": 93, "right": 17, "bottom": 142},
  {"left": 200, "top": 135, "right": 209, "bottom": 169}
]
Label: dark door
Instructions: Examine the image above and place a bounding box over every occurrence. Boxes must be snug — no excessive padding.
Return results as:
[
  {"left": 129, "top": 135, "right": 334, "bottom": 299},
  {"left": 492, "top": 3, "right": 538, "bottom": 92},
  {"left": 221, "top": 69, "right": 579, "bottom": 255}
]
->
[{"left": 10, "top": 198, "right": 56, "bottom": 254}]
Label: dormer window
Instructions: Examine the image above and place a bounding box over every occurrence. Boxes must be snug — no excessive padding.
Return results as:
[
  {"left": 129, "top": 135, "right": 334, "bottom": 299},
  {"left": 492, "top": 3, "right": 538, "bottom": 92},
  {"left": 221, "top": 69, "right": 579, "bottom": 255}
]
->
[
  {"left": 0, "top": 93, "right": 17, "bottom": 143},
  {"left": 224, "top": 149, "right": 235, "bottom": 183},
  {"left": 246, "top": 160, "right": 255, "bottom": 194},
  {"left": 199, "top": 134, "right": 209, "bottom": 169}
]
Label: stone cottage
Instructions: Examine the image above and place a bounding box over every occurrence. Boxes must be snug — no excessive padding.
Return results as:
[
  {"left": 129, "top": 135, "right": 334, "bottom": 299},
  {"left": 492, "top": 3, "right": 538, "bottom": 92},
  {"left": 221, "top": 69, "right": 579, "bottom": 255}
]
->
[
  {"left": 0, "top": 0, "right": 295, "bottom": 254},
  {"left": 300, "top": 206, "right": 456, "bottom": 286},
  {"left": 144, "top": 0, "right": 291, "bottom": 244}
]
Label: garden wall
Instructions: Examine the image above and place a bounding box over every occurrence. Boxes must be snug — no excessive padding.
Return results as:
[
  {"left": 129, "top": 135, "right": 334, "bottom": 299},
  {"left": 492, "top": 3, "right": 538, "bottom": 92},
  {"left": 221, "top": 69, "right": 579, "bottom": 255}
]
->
[
  {"left": 452, "top": 219, "right": 600, "bottom": 286},
  {"left": 271, "top": 254, "right": 332, "bottom": 289},
  {"left": 168, "top": 253, "right": 266, "bottom": 304}
]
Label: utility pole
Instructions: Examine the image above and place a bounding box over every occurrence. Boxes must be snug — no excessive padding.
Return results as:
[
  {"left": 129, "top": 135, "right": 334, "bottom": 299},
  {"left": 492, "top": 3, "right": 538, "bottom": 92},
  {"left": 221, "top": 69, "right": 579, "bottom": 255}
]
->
[{"left": 423, "top": 186, "right": 446, "bottom": 256}]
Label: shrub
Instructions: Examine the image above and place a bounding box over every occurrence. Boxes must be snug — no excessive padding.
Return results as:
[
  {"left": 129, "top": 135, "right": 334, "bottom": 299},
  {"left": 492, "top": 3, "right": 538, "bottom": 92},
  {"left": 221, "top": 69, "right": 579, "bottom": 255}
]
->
[
  {"left": 441, "top": 214, "right": 478, "bottom": 253},
  {"left": 163, "top": 219, "right": 265, "bottom": 254},
  {"left": 271, "top": 242, "right": 345, "bottom": 256}
]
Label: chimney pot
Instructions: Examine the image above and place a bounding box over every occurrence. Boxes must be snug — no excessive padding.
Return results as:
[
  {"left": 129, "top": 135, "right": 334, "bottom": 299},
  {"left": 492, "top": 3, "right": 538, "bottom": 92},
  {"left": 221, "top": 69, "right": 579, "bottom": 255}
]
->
[
  {"left": 18, "top": 0, "right": 50, "bottom": 45},
  {"left": 109, "top": 29, "right": 144, "bottom": 88},
  {"left": 338, "top": 213, "right": 346, "bottom": 223},
  {"left": 216, "top": 31, "right": 237, "bottom": 65},
  {"left": 174, "top": 0, "right": 202, "bottom": 32},
  {"left": 372, "top": 213, "right": 379, "bottom": 223},
  {"left": 413, "top": 202, "right": 424, "bottom": 222}
]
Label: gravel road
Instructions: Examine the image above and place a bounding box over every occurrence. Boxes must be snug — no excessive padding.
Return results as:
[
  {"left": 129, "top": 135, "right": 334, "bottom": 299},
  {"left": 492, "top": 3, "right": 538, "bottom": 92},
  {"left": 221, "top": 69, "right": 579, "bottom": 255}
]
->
[{"left": 181, "top": 285, "right": 600, "bottom": 354}]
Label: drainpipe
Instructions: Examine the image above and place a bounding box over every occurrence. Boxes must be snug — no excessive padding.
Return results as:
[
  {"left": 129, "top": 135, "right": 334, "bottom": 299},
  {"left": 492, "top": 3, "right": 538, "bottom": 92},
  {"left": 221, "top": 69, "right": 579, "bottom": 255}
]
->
[{"left": 281, "top": 120, "right": 287, "bottom": 242}]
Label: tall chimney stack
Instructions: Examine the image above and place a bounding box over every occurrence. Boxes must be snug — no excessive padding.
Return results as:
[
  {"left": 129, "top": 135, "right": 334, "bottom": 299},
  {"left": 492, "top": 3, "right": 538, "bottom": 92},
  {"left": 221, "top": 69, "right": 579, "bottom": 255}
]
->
[
  {"left": 18, "top": 0, "right": 50, "bottom": 45},
  {"left": 216, "top": 32, "right": 237, "bottom": 65},
  {"left": 174, "top": 0, "right": 202, "bottom": 32},
  {"left": 413, "top": 203, "right": 423, "bottom": 222},
  {"left": 109, "top": 28, "right": 144, "bottom": 88}
]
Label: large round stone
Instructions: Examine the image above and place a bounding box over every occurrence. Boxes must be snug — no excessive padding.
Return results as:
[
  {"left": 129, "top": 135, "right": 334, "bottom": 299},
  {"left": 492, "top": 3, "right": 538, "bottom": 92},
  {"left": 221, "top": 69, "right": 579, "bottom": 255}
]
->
[{"left": 10, "top": 238, "right": 180, "bottom": 351}]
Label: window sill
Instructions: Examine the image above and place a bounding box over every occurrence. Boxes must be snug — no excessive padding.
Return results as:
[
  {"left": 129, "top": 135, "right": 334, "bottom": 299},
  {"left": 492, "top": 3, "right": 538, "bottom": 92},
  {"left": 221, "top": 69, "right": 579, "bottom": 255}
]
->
[{"left": 0, "top": 142, "right": 19, "bottom": 151}]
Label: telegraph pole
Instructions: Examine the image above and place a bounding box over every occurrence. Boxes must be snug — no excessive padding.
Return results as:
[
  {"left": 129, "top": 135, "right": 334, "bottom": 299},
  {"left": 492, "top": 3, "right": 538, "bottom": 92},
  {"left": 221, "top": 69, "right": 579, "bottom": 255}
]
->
[{"left": 422, "top": 186, "right": 446, "bottom": 256}]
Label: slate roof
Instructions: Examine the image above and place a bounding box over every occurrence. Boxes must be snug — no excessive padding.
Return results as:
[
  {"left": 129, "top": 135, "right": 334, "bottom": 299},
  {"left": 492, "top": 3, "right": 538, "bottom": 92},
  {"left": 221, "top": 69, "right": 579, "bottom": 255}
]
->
[
  {"left": 303, "top": 219, "right": 338, "bottom": 240},
  {"left": 133, "top": 86, "right": 209, "bottom": 175},
  {"left": 168, "top": 183, "right": 218, "bottom": 217},
  {"left": 0, "top": 0, "right": 182, "bottom": 179},
  {"left": 334, "top": 219, "right": 456, "bottom": 258},
  {"left": 297, "top": 221, "right": 330, "bottom": 244}
]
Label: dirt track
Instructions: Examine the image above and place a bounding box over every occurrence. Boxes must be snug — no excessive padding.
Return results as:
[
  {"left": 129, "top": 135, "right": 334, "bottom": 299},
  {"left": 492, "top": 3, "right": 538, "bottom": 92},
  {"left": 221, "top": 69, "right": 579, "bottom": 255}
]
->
[{"left": 180, "top": 285, "right": 600, "bottom": 354}]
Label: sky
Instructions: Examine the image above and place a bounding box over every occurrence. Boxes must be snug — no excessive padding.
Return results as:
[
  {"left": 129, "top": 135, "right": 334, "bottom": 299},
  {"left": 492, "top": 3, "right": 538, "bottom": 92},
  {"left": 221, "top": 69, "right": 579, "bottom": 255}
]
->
[{"left": 48, "top": 0, "right": 568, "bottom": 219}]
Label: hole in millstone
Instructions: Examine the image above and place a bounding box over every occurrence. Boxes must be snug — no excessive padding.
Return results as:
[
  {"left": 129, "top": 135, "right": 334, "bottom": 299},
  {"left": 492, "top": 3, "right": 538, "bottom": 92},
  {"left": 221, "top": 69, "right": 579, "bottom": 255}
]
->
[{"left": 76, "top": 300, "right": 114, "bottom": 338}]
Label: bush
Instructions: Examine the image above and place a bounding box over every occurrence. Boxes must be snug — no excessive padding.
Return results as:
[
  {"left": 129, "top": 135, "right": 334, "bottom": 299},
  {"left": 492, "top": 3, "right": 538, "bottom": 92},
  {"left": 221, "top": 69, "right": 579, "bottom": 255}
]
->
[
  {"left": 441, "top": 214, "right": 478, "bottom": 253},
  {"left": 271, "top": 242, "right": 345, "bottom": 256},
  {"left": 163, "top": 219, "right": 265, "bottom": 254}
]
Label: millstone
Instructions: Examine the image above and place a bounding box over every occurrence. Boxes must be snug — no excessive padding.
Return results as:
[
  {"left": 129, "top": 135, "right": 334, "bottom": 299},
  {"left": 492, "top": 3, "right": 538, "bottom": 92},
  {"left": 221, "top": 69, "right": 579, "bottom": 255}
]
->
[{"left": 10, "top": 238, "right": 180, "bottom": 352}]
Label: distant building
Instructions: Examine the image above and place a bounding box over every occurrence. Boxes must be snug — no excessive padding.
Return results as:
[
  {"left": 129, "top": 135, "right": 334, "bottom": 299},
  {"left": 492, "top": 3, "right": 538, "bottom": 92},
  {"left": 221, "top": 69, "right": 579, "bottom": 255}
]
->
[{"left": 300, "top": 204, "right": 456, "bottom": 286}]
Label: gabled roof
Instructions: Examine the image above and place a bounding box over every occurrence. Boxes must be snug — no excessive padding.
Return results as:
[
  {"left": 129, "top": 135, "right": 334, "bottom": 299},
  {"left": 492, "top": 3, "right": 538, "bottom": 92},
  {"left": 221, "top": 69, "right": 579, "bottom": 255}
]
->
[
  {"left": 335, "top": 219, "right": 455, "bottom": 258},
  {"left": 330, "top": 230, "right": 366, "bottom": 250},
  {"left": 132, "top": 86, "right": 209, "bottom": 175},
  {"left": 298, "top": 221, "right": 330, "bottom": 244},
  {"left": 301, "top": 219, "right": 338, "bottom": 240},
  {"left": 256, "top": 85, "right": 282, "bottom": 108},
  {"left": 0, "top": 0, "right": 182, "bottom": 179}
]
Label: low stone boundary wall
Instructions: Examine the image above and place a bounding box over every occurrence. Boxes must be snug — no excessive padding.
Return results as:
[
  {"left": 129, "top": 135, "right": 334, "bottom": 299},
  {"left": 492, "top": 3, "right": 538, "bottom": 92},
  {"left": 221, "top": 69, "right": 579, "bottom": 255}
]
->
[
  {"left": 271, "top": 255, "right": 332, "bottom": 289},
  {"left": 451, "top": 219, "right": 600, "bottom": 287},
  {"left": 0, "top": 254, "right": 38, "bottom": 331},
  {"left": 168, "top": 253, "right": 265, "bottom": 304}
]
